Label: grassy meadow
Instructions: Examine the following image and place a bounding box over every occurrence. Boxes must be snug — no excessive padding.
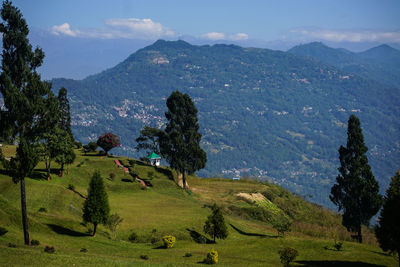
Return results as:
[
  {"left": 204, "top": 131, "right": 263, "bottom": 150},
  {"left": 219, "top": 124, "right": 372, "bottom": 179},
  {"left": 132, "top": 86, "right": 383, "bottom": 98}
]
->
[{"left": 0, "top": 146, "right": 397, "bottom": 266}]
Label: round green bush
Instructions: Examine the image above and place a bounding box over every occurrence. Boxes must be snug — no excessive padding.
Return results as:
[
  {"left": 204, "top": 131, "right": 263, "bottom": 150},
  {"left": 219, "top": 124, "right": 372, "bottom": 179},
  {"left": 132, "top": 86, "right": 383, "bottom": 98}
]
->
[
  {"left": 278, "top": 247, "right": 298, "bottom": 267},
  {"left": 0, "top": 226, "right": 8, "bottom": 236},
  {"left": 38, "top": 207, "right": 47, "bottom": 213},
  {"left": 44, "top": 246, "right": 55, "bottom": 253},
  {"left": 128, "top": 232, "right": 138, "bottom": 242},
  {"left": 162, "top": 235, "right": 176, "bottom": 248},
  {"left": 204, "top": 249, "right": 218, "bottom": 264},
  {"left": 30, "top": 239, "right": 40, "bottom": 246}
]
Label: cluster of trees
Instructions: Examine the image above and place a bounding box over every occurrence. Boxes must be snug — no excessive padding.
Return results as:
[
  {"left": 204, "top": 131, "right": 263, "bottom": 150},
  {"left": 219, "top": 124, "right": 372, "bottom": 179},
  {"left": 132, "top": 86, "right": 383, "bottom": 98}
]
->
[
  {"left": 136, "top": 91, "right": 207, "bottom": 189},
  {"left": 0, "top": 1, "right": 75, "bottom": 245},
  {"left": 330, "top": 115, "right": 399, "bottom": 263}
]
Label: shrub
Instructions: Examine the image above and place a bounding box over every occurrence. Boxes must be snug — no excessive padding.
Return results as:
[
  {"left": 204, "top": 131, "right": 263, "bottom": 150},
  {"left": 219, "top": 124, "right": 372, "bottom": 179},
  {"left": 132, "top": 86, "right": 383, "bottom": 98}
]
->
[
  {"left": 162, "top": 235, "right": 176, "bottom": 248},
  {"left": 8, "top": 243, "right": 16, "bottom": 248},
  {"left": 128, "top": 159, "right": 135, "bottom": 167},
  {"left": 334, "top": 240, "right": 343, "bottom": 251},
  {"left": 44, "top": 246, "right": 55, "bottom": 253},
  {"left": 80, "top": 248, "right": 88, "bottom": 253},
  {"left": 68, "top": 184, "right": 75, "bottom": 191},
  {"left": 74, "top": 141, "right": 82, "bottom": 149},
  {"left": 0, "top": 226, "right": 8, "bottom": 236},
  {"left": 185, "top": 252, "right": 193, "bottom": 257},
  {"left": 131, "top": 170, "right": 139, "bottom": 178},
  {"left": 204, "top": 249, "right": 218, "bottom": 264},
  {"left": 31, "top": 239, "right": 40, "bottom": 246},
  {"left": 107, "top": 213, "right": 123, "bottom": 240},
  {"left": 278, "top": 247, "right": 298, "bottom": 267},
  {"left": 87, "top": 141, "right": 98, "bottom": 152},
  {"left": 272, "top": 217, "right": 291, "bottom": 237},
  {"left": 38, "top": 207, "right": 47, "bottom": 213},
  {"left": 140, "top": 255, "right": 149, "bottom": 260},
  {"left": 128, "top": 231, "right": 138, "bottom": 243},
  {"left": 109, "top": 173, "right": 116, "bottom": 181}
]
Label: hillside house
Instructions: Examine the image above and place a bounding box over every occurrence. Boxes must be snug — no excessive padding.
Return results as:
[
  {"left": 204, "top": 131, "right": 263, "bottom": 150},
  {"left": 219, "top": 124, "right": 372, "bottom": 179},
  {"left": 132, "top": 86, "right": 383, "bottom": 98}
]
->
[{"left": 147, "top": 152, "right": 161, "bottom": 166}]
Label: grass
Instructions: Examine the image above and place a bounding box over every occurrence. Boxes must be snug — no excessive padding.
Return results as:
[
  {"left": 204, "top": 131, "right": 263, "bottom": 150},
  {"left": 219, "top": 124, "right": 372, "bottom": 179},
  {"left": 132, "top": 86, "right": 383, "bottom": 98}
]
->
[{"left": 0, "top": 147, "right": 397, "bottom": 266}]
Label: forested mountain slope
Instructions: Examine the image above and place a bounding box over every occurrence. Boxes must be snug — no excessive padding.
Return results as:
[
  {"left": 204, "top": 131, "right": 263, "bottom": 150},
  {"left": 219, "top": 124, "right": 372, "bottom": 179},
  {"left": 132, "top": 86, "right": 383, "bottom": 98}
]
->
[
  {"left": 52, "top": 40, "right": 400, "bottom": 207},
  {"left": 288, "top": 42, "right": 400, "bottom": 88}
]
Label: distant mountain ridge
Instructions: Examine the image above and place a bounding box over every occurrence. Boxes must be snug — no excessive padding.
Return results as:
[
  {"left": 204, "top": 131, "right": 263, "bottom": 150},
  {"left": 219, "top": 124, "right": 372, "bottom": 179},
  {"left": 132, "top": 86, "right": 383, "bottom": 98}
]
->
[
  {"left": 288, "top": 42, "right": 400, "bottom": 88},
  {"left": 52, "top": 40, "right": 400, "bottom": 208}
]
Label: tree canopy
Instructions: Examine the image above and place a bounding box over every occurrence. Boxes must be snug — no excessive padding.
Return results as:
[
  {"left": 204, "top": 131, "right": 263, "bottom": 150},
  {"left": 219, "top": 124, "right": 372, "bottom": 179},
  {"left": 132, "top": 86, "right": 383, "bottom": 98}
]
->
[
  {"left": 204, "top": 203, "right": 228, "bottom": 243},
  {"left": 57, "top": 87, "right": 74, "bottom": 142},
  {"left": 330, "top": 115, "right": 382, "bottom": 243},
  {"left": 375, "top": 170, "right": 400, "bottom": 262},
  {"left": 0, "top": 0, "right": 58, "bottom": 245},
  {"left": 97, "top": 133, "right": 120, "bottom": 155},
  {"left": 135, "top": 126, "right": 164, "bottom": 156},
  {"left": 161, "top": 91, "right": 206, "bottom": 189},
  {"left": 82, "top": 171, "right": 110, "bottom": 237}
]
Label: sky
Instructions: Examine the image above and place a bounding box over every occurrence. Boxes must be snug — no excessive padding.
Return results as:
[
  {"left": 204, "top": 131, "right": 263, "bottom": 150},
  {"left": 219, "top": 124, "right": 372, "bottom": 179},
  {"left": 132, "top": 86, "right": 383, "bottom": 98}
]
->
[
  {"left": 9, "top": 0, "right": 400, "bottom": 79},
  {"left": 15, "top": 0, "right": 400, "bottom": 43}
]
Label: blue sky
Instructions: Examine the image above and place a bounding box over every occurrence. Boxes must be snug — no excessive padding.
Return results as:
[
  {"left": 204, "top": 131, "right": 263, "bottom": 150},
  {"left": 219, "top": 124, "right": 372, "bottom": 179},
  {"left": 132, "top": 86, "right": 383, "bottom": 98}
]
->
[
  {"left": 8, "top": 0, "right": 400, "bottom": 79},
  {"left": 14, "top": 0, "right": 400, "bottom": 44}
]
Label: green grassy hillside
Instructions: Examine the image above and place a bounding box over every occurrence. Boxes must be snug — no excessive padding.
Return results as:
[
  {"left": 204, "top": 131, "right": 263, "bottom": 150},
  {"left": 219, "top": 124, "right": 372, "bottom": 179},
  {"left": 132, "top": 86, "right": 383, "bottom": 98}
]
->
[{"left": 0, "top": 147, "right": 397, "bottom": 266}]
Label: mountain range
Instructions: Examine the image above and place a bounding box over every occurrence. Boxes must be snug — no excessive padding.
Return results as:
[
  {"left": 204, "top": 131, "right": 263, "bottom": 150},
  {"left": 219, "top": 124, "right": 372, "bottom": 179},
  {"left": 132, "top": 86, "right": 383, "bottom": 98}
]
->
[{"left": 51, "top": 40, "right": 400, "bottom": 208}]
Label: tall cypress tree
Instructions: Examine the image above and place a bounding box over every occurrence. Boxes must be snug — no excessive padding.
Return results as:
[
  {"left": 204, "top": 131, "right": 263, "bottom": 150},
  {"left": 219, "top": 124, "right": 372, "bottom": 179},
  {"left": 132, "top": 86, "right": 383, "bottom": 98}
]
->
[
  {"left": 57, "top": 87, "right": 74, "bottom": 142},
  {"left": 82, "top": 171, "right": 110, "bottom": 237},
  {"left": 330, "top": 115, "right": 382, "bottom": 243},
  {"left": 0, "top": 1, "right": 58, "bottom": 245},
  {"left": 161, "top": 91, "right": 207, "bottom": 189},
  {"left": 375, "top": 171, "right": 400, "bottom": 266}
]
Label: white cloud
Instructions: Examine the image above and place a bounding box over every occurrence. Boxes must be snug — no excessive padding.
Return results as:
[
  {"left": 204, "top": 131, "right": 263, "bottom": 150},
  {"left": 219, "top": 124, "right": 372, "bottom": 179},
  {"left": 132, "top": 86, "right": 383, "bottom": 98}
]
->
[
  {"left": 202, "top": 32, "right": 226, "bottom": 40},
  {"left": 291, "top": 28, "right": 400, "bottom": 43},
  {"left": 230, "top": 33, "right": 249, "bottom": 41},
  {"left": 50, "top": 18, "right": 175, "bottom": 40},
  {"left": 51, "top": 23, "right": 78, "bottom": 37},
  {"left": 202, "top": 32, "right": 249, "bottom": 41},
  {"left": 104, "top": 18, "right": 175, "bottom": 39}
]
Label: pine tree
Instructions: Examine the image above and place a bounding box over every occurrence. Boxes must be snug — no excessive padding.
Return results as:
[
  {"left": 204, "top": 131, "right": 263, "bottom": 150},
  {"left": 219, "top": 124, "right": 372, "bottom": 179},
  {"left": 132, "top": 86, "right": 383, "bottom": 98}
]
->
[
  {"left": 375, "top": 171, "right": 400, "bottom": 266},
  {"left": 0, "top": 1, "right": 58, "bottom": 245},
  {"left": 161, "top": 91, "right": 207, "bottom": 189},
  {"left": 82, "top": 171, "right": 110, "bottom": 237},
  {"left": 54, "top": 131, "right": 76, "bottom": 177},
  {"left": 330, "top": 115, "right": 382, "bottom": 243},
  {"left": 57, "top": 87, "right": 74, "bottom": 142},
  {"left": 204, "top": 203, "right": 228, "bottom": 243}
]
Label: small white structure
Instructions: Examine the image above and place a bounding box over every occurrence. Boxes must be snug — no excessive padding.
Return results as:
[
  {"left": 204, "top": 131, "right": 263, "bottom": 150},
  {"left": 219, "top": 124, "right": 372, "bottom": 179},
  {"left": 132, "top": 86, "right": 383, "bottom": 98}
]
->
[{"left": 146, "top": 152, "right": 161, "bottom": 166}]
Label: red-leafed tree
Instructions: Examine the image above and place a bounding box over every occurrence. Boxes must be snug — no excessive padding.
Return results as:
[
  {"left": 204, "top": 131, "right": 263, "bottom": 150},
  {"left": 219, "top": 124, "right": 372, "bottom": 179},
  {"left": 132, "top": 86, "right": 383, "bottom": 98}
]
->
[{"left": 97, "top": 133, "right": 120, "bottom": 155}]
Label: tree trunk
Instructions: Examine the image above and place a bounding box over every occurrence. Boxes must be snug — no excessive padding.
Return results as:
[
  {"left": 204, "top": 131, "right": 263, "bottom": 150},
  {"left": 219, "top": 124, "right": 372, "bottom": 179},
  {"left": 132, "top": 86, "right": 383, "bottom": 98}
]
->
[
  {"left": 47, "top": 159, "right": 51, "bottom": 181},
  {"left": 60, "top": 162, "right": 64, "bottom": 177},
  {"left": 93, "top": 223, "right": 97, "bottom": 237},
  {"left": 182, "top": 171, "right": 187, "bottom": 190},
  {"left": 20, "top": 178, "right": 30, "bottom": 245},
  {"left": 357, "top": 227, "right": 362, "bottom": 243}
]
